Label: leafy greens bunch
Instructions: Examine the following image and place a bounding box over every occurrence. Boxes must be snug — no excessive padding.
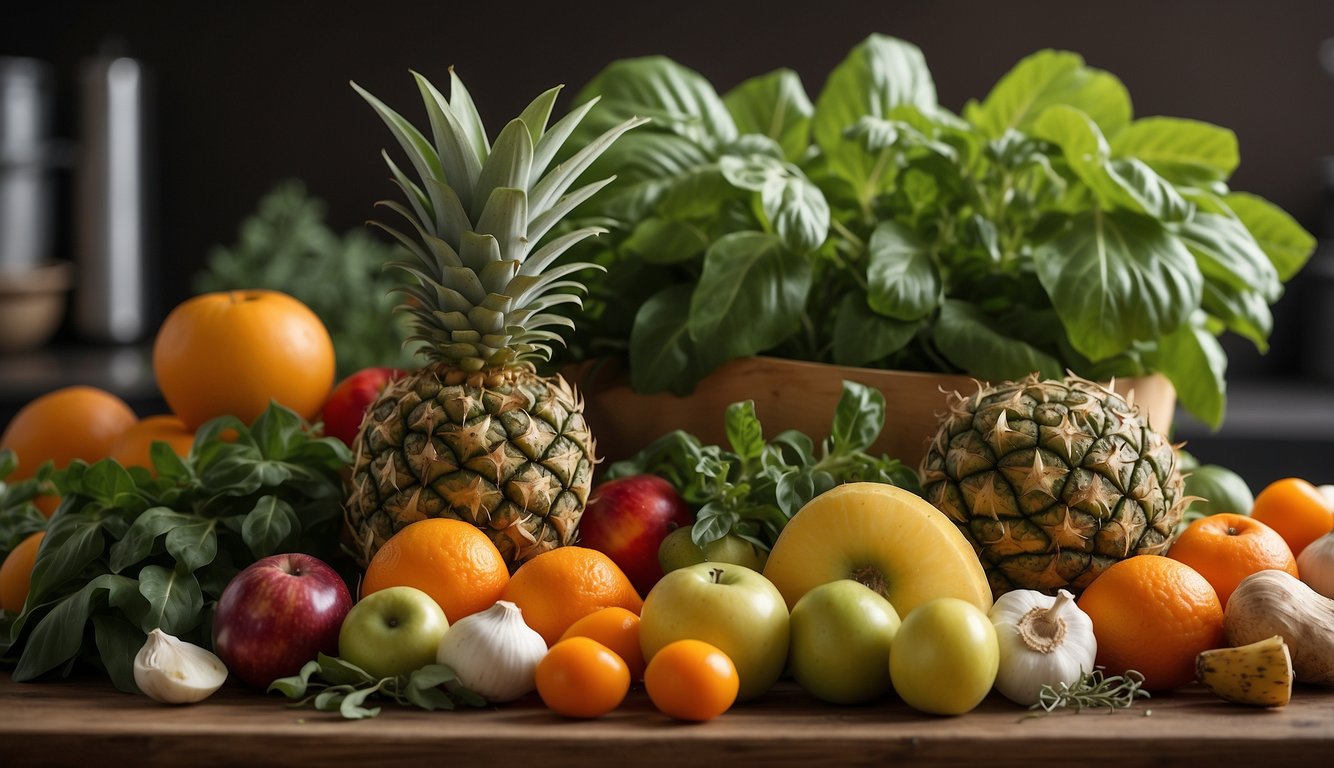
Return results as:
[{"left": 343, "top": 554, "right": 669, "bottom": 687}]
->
[
  {"left": 0, "top": 452, "right": 50, "bottom": 563},
  {"left": 0, "top": 404, "right": 352, "bottom": 693},
  {"left": 606, "top": 380, "right": 919, "bottom": 550},
  {"left": 559, "top": 35, "right": 1315, "bottom": 428}
]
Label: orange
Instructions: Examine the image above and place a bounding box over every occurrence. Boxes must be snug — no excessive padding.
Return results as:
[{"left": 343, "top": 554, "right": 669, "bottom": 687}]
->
[
  {"left": 535, "top": 636, "right": 631, "bottom": 718},
  {"left": 1, "top": 386, "right": 137, "bottom": 516},
  {"left": 360, "top": 518, "right": 509, "bottom": 622},
  {"left": 0, "top": 531, "right": 45, "bottom": 613},
  {"left": 1250, "top": 477, "right": 1334, "bottom": 558},
  {"left": 500, "top": 546, "right": 643, "bottom": 646},
  {"left": 559, "top": 606, "right": 646, "bottom": 680},
  {"left": 108, "top": 415, "right": 196, "bottom": 473},
  {"left": 152, "top": 290, "right": 335, "bottom": 429},
  {"left": 1168, "top": 513, "right": 1298, "bottom": 606},
  {"left": 643, "top": 638, "right": 739, "bottom": 721},
  {"left": 1076, "top": 555, "right": 1224, "bottom": 691}
]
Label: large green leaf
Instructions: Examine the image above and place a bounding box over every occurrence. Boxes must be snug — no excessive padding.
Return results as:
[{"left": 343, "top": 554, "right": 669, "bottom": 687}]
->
[
  {"left": 1225, "top": 192, "right": 1317, "bottom": 281},
  {"left": 622, "top": 218, "right": 709, "bottom": 264},
  {"left": 812, "top": 35, "right": 937, "bottom": 195},
  {"left": 688, "top": 232, "right": 812, "bottom": 359},
  {"left": 831, "top": 293, "right": 921, "bottom": 366},
  {"left": 629, "top": 284, "right": 699, "bottom": 394},
  {"left": 723, "top": 68, "right": 814, "bottom": 162},
  {"left": 1110, "top": 117, "right": 1239, "bottom": 184},
  {"left": 759, "top": 169, "right": 829, "bottom": 254},
  {"left": 865, "top": 221, "right": 940, "bottom": 321},
  {"left": 1202, "top": 280, "right": 1272, "bottom": 352},
  {"left": 965, "top": 49, "right": 1131, "bottom": 139},
  {"left": 1179, "top": 212, "right": 1282, "bottom": 301},
  {"left": 1034, "top": 210, "right": 1202, "bottom": 361},
  {"left": 1154, "top": 312, "right": 1228, "bottom": 429},
  {"left": 573, "top": 56, "right": 737, "bottom": 148},
  {"left": 932, "top": 300, "right": 1064, "bottom": 381}
]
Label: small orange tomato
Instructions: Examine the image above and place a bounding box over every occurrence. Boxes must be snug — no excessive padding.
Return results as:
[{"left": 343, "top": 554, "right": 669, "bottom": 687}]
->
[
  {"left": 0, "top": 531, "right": 45, "bottom": 613},
  {"left": 643, "top": 639, "right": 739, "bottom": 721},
  {"left": 1250, "top": 478, "right": 1334, "bottom": 558},
  {"left": 152, "top": 290, "right": 335, "bottom": 430},
  {"left": 535, "top": 637, "right": 631, "bottom": 718},
  {"left": 559, "top": 606, "right": 645, "bottom": 681}
]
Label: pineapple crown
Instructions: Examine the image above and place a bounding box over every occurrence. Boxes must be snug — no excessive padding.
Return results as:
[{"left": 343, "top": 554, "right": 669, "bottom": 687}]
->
[{"left": 352, "top": 70, "right": 646, "bottom": 372}]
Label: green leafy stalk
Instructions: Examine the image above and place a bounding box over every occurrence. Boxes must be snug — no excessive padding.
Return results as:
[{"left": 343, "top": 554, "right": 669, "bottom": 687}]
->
[
  {"left": 606, "top": 380, "right": 919, "bottom": 550},
  {"left": 269, "top": 654, "right": 486, "bottom": 719},
  {"left": 0, "top": 404, "right": 352, "bottom": 693}
]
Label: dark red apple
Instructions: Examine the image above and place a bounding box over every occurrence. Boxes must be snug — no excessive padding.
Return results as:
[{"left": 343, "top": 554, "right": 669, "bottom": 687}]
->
[
  {"left": 578, "top": 474, "right": 694, "bottom": 596},
  {"left": 320, "top": 367, "right": 407, "bottom": 447},
  {"left": 212, "top": 553, "right": 353, "bottom": 689}
]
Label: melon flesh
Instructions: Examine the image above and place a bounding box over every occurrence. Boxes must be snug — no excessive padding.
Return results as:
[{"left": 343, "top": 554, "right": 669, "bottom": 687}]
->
[{"left": 763, "top": 482, "right": 992, "bottom": 617}]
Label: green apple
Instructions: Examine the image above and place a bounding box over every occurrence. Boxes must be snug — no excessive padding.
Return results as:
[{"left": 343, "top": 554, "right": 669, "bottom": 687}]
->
[
  {"left": 889, "top": 597, "right": 999, "bottom": 715},
  {"left": 658, "top": 526, "right": 768, "bottom": 573},
  {"left": 338, "top": 586, "right": 450, "bottom": 679},
  {"left": 788, "top": 579, "right": 900, "bottom": 705},
  {"left": 639, "top": 562, "right": 789, "bottom": 702}
]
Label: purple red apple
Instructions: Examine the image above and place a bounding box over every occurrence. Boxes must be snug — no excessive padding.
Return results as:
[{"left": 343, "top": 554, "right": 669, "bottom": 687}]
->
[
  {"left": 320, "top": 367, "right": 406, "bottom": 447},
  {"left": 577, "top": 474, "right": 693, "bottom": 596},
  {"left": 212, "top": 553, "right": 353, "bottom": 689}
]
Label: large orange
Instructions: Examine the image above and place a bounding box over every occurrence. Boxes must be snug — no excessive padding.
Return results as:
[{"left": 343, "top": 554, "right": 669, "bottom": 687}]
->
[
  {"left": 0, "top": 531, "right": 45, "bottom": 613},
  {"left": 152, "top": 290, "right": 335, "bottom": 430},
  {"left": 1250, "top": 477, "right": 1334, "bottom": 558},
  {"left": 360, "top": 518, "right": 509, "bottom": 622},
  {"left": 1076, "top": 555, "right": 1224, "bottom": 691},
  {"left": 108, "top": 415, "right": 196, "bottom": 473},
  {"left": 1168, "top": 513, "right": 1297, "bottom": 606},
  {"left": 501, "top": 546, "right": 643, "bottom": 646},
  {"left": 1, "top": 386, "right": 137, "bottom": 516}
]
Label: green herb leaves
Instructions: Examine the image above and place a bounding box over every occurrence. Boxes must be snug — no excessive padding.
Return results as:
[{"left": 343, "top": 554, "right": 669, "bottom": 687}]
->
[
  {"left": 0, "top": 404, "right": 351, "bottom": 692},
  {"left": 562, "top": 36, "right": 1315, "bottom": 430},
  {"left": 269, "top": 654, "right": 485, "bottom": 719},
  {"left": 606, "top": 380, "right": 919, "bottom": 550}
]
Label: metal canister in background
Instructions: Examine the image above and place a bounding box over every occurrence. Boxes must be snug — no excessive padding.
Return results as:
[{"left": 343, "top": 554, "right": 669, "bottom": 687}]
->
[
  {"left": 75, "top": 53, "right": 151, "bottom": 343},
  {"left": 0, "top": 57, "right": 56, "bottom": 272}
]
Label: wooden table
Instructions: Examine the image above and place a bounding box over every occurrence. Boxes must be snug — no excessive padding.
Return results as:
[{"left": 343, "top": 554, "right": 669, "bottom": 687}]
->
[{"left": 2, "top": 674, "right": 1331, "bottom": 767}]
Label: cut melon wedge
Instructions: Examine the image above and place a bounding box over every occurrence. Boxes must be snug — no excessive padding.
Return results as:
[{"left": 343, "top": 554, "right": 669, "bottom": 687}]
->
[{"left": 763, "top": 482, "right": 992, "bottom": 617}]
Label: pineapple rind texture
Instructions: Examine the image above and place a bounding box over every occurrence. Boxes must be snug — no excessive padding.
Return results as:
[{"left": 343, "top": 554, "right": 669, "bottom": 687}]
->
[{"left": 921, "top": 374, "right": 1186, "bottom": 598}]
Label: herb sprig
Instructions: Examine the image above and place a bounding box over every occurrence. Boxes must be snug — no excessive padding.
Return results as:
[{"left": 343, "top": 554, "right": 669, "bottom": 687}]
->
[
  {"left": 1028, "top": 668, "right": 1150, "bottom": 716},
  {"left": 606, "top": 380, "right": 919, "bottom": 550},
  {"left": 269, "top": 654, "right": 486, "bottom": 719}
]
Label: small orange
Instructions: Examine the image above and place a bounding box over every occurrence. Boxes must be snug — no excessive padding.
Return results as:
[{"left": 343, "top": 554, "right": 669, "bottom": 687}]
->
[
  {"left": 1168, "top": 513, "right": 1298, "bottom": 606},
  {"left": 360, "top": 518, "right": 509, "bottom": 622},
  {"left": 535, "top": 636, "right": 631, "bottom": 718},
  {"left": 108, "top": 415, "right": 196, "bottom": 473},
  {"left": 643, "top": 638, "right": 739, "bottom": 721},
  {"left": 0, "top": 531, "right": 46, "bottom": 613},
  {"left": 1250, "top": 478, "right": 1334, "bottom": 558},
  {"left": 559, "top": 606, "right": 646, "bottom": 680},
  {"left": 1076, "top": 555, "right": 1224, "bottom": 691},
  {"left": 501, "top": 546, "right": 643, "bottom": 646}
]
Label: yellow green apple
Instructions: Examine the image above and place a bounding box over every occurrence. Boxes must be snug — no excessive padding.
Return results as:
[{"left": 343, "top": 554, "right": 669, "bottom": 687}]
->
[
  {"left": 788, "top": 579, "right": 900, "bottom": 704},
  {"left": 658, "top": 526, "right": 768, "bottom": 573},
  {"left": 889, "top": 597, "right": 999, "bottom": 715}
]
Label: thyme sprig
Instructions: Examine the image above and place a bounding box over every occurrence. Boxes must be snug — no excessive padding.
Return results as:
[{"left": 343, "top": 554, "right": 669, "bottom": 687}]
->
[{"left": 1028, "top": 668, "right": 1150, "bottom": 716}]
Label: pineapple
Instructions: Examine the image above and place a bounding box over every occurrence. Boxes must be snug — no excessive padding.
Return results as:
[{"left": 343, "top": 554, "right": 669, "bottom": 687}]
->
[
  {"left": 344, "top": 70, "right": 645, "bottom": 568},
  {"left": 920, "top": 374, "right": 1188, "bottom": 598}
]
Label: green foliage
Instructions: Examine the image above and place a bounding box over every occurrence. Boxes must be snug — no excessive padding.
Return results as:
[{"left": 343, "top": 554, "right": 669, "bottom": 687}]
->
[
  {"left": 195, "top": 180, "right": 418, "bottom": 378},
  {"left": 606, "top": 380, "right": 920, "bottom": 551},
  {"left": 559, "top": 36, "right": 1316, "bottom": 430},
  {"left": 269, "top": 653, "right": 485, "bottom": 719},
  {"left": 0, "top": 451, "right": 50, "bottom": 562},
  {"left": 0, "top": 404, "right": 352, "bottom": 692}
]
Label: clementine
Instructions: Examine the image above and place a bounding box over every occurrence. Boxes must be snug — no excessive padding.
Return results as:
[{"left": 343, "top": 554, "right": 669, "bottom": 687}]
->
[
  {"left": 1250, "top": 477, "right": 1334, "bottom": 558},
  {"left": 501, "top": 546, "right": 643, "bottom": 646},
  {"left": 559, "top": 606, "right": 646, "bottom": 680},
  {"left": 1076, "top": 555, "right": 1225, "bottom": 691},
  {"left": 108, "top": 415, "right": 196, "bottom": 473},
  {"left": 535, "top": 636, "right": 631, "bottom": 718},
  {"left": 643, "top": 638, "right": 739, "bottom": 721},
  {"left": 360, "top": 518, "right": 509, "bottom": 622},
  {"left": 1168, "top": 513, "right": 1297, "bottom": 606}
]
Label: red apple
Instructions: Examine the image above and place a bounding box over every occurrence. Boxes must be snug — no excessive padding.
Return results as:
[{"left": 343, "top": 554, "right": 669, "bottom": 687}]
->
[
  {"left": 578, "top": 475, "right": 693, "bottom": 596},
  {"left": 212, "top": 553, "right": 353, "bottom": 689},
  {"left": 320, "top": 367, "right": 406, "bottom": 447}
]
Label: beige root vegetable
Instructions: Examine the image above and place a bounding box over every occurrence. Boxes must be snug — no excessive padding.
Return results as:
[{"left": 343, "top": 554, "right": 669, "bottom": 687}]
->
[
  {"left": 1297, "top": 531, "right": 1334, "bottom": 599},
  {"left": 1224, "top": 569, "right": 1334, "bottom": 685}
]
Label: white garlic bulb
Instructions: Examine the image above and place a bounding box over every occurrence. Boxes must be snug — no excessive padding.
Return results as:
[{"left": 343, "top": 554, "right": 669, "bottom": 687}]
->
[
  {"left": 436, "top": 600, "right": 548, "bottom": 703},
  {"left": 989, "top": 589, "right": 1097, "bottom": 706},
  {"left": 133, "top": 628, "right": 229, "bottom": 704}
]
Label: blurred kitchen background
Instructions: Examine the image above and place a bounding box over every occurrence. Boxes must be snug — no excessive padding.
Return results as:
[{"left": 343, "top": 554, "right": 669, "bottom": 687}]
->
[{"left": 1, "top": 0, "right": 1332, "bottom": 487}]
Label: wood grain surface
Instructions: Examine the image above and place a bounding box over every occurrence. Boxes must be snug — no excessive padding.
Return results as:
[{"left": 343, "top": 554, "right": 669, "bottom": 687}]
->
[{"left": 2, "top": 674, "right": 1330, "bottom": 767}]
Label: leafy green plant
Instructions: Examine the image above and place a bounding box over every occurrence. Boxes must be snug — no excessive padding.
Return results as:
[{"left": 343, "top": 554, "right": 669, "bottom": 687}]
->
[
  {"left": 559, "top": 35, "right": 1315, "bottom": 428},
  {"left": 196, "top": 180, "right": 418, "bottom": 378},
  {"left": 0, "top": 451, "right": 49, "bottom": 562},
  {"left": 606, "top": 380, "right": 919, "bottom": 550},
  {"left": 0, "top": 404, "right": 352, "bottom": 693},
  {"left": 269, "top": 653, "right": 485, "bottom": 719}
]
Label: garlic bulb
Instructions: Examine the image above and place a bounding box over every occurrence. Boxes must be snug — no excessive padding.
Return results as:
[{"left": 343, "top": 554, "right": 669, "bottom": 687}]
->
[
  {"left": 435, "top": 600, "right": 547, "bottom": 702},
  {"left": 989, "top": 589, "right": 1097, "bottom": 705},
  {"left": 1297, "top": 531, "right": 1334, "bottom": 599},
  {"left": 133, "top": 628, "right": 229, "bottom": 704}
]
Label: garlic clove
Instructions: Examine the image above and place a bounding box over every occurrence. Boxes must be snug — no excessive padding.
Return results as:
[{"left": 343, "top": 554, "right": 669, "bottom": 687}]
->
[
  {"left": 436, "top": 600, "right": 548, "bottom": 703},
  {"left": 133, "top": 628, "right": 229, "bottom": 704}
]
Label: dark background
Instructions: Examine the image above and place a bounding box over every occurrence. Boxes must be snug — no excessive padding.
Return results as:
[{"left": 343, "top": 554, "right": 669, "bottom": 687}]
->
[{"left": 4, "top": 0, "right": 1334, "bottom": 484}]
